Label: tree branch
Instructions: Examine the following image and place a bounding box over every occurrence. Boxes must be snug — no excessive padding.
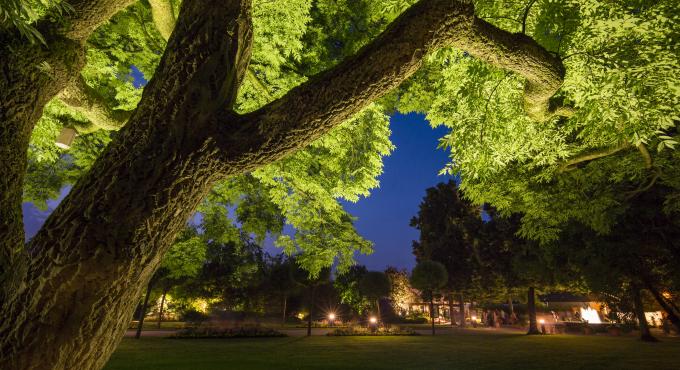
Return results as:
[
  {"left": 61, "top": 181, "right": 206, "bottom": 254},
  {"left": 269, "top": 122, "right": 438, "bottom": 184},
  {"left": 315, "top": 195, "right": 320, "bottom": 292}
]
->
[
  {"left": 149, "top": 0, "right": 176, "bottom": 42},
  {"left": 56, "top": 0, "right": 137, "bottom": 41},
  {"left": 214, "top": 0, "right": 570, "bottom": 172},
  {"left": 464, "top": 17, "right": 571, "bottom": 121},
  {"left": 59, "top": 75, "right": 131, "bottom": 130},
  {"left": 521, "top": 0, "right": 537, "bottom": 35},
  {"left": 557, "top": 141, "right": 631, "bottom": 172},
  {"left": 637, "top": 143, "right": 653, "bottom": 169}
]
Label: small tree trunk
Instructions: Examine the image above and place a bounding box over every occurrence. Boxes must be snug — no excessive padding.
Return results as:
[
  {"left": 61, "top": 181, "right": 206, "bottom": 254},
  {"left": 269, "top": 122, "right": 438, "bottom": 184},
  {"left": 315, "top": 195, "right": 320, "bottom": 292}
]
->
[
  {"left": 631, "top": 285, "right": 657, "bottom": 342},
  {"left": 430, "top": 294, "right": 435, "bottom": 336},
  {"left": 508, "top": 295, "right": 514, "bottom": 316},
  {"left": 135, "top": 282, "right": 154, "bottom": 339},
  {"left": 642, "top": 278, "right": 680, "bottom": 332},
  {"left": 527, "top": 287, "right": 540, "bottom": 335},
  {"left": 459, "top": 294, "right": 466, "bottom": 328},
  {"left": 307, "top": 287, "right": 314, "bottom": 337},
  {"left": 449, "top": 293, "right": 455, "bottom": 326},
  {"left": 157, "top": 288, "right": 168, "bottom": 329},
  {"left": 282, "top": 293, "right": 287, "bottom": 326},
  {"left": 376, "top": 298, "right": 382, "bottom": 326}
]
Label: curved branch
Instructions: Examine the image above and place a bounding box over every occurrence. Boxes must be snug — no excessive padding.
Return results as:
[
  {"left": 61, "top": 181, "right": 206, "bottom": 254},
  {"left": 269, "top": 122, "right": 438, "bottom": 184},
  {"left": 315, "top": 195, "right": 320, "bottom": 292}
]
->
[
  {"left": 214, "top": 0, "right": 570, "bottom": 172},
  {"left": 464, "top": 17, "right": 571, "bottom": 121},
  {"left": 557, "top": 141, "right": 631, "bottom": 172},
  {"left": 58, "top": 76, "right": 131, "bottom": 130},
  {"left": 637, "top": 143, "right": 653, "bottom": 169},
  {"left": 626, "top": 169, "right": 661, "bottom": 200},
  {"left": 521, "top": 0, "right": 537, "bottom": 34}
]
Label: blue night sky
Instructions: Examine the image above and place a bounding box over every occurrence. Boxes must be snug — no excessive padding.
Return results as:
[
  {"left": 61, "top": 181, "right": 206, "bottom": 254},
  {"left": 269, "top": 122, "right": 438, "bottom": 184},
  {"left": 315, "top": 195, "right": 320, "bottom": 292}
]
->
[
  {"left": 345, "top": 113, "right": 452, "bottom": 271},
  {"left": 22, "top": 112, "right": 452, "bottom": 272}
]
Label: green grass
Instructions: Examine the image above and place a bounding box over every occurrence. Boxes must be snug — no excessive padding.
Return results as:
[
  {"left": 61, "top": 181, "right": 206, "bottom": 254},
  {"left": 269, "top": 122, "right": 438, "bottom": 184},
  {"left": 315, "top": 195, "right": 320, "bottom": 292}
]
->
[{"left": 105, "top": 330, "right": 680, "bottom": 370}]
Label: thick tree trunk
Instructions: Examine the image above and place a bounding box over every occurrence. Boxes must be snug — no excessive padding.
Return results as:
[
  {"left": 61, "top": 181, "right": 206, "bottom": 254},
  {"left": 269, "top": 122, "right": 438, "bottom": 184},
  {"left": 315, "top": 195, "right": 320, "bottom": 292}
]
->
[
  {"left": 527, "top": 287, "right": 540, "bottom": 335},
  {"left": 157, "top": 288, "right": 168, "bottom": 329},
  {"left": 135, "top": 282, "right": 154, "bottom": 339},
  {"left": 631, "top": 285, "right": 657, "bottom": 342},
  {"left": 459, "top": 294, "right": 466, "bottom": 328},
  {"left": 0, "top": 1, "right": 253, "bottom": 369},
  {"left": 0, "top": 1, "right": 570, "bottom": 368}
]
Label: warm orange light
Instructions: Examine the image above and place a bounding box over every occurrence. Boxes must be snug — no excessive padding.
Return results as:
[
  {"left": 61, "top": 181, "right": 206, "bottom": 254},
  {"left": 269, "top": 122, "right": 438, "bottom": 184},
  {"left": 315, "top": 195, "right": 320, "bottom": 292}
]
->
[
  {"left": 662, "top": 291, "right": 672, "bottom": 299},
  {"left": 369, "top": 317, "right": 377, "bottom": 324},
  {"left": 539, "top": 319, "right": 545, "bottom": 324},
  {"left": 328, "top": 313, "right": 336, "bottom": 320},
  {"left": 471, "top": 315, "right": 477, "bottom": 321}
]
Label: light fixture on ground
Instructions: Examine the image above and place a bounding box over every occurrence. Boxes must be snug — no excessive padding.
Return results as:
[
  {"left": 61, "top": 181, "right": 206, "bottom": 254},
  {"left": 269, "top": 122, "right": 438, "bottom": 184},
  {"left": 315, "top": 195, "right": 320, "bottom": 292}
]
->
[
  {"left": 539, "top": 318, "right": 546, "bottom": 334},
  {"left": 328, "top": 313, "right": 336, "bottom": 327},
  {"left": 369, "top": 316, "right": 377, "bottom": 324}
]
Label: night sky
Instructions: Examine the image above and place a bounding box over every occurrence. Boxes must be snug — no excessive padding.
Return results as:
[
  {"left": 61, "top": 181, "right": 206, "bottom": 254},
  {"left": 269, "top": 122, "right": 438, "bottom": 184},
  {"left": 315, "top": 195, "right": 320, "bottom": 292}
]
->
[{"left": 22, "top": 113, "right": 452, "bottom": 272}]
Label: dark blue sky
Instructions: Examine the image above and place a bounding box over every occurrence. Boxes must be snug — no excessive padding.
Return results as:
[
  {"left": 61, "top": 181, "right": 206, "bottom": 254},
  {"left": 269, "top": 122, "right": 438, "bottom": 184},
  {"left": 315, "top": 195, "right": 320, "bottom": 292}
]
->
[
  {"left": 23, "top": 113, "right": 452, "bottom": 271},
  {"left": 345, "top": 113, "right": 452, "bottom": 271}
]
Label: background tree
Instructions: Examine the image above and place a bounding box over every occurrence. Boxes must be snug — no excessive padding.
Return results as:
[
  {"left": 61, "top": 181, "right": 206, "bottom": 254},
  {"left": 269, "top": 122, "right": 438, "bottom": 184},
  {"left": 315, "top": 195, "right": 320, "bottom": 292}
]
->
[
  {"left": 290, "top": 261, "right": 331, "bottom": 337},
  {"left": 134, "top": 229, "right": 205, "bottom": 337},
  {"left": 385, "top": 267, "right": 418, "bottom": 318},
  {"left": 358, "top": 271, "right": 391, "bottom": 325},
  {"left": 411, "top": 260, "right": 448, "bottom": 335},
  {"left": 263, "top": 255, "right": 299, "bottom": 326},
  {"left": 411, "top": 180, "right": 485, "bottom": 327},
  {"left": 334, "top": 265, "right": 370, "bottom": 319}
]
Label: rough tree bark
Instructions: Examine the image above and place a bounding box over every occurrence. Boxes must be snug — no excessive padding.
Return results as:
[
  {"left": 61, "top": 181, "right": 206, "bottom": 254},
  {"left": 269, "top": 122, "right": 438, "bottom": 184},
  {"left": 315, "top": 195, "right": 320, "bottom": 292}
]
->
[
  {"left": 0, "top": 0, "right": 570, "bottom": 369},
  {"left": 526, "top": 287, "right": 541, "bottom": 335},
  {"left": 0, "top": 0, "right": 135, "bottom": 300},
  {"left": 0, "top": 0, "right": 252, "bottom": 368}
]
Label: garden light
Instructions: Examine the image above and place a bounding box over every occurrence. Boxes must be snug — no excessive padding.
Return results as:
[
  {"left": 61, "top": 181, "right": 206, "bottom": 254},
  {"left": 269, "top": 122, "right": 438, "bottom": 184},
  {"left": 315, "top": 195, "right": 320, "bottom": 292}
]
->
[
  {"left": 539, "top": 319, "right": 545, "bottom": 324},
  {"left": 328, "top": 313, "right": 336, "bottom": 320},
  {"left": 369, "top": 317, "right": 377, "bottom": 324}
]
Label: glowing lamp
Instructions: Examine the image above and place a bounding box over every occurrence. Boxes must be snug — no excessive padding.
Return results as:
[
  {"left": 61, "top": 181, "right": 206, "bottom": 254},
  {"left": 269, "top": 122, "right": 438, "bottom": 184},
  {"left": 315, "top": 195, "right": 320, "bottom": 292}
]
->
[
  {"left": 369, "top": 317, "right": 377, "bottom": 324},
  {"left": 55, "top": 127, "right": 77, "bottom": 149},
  {"left": 471, "top": 315, "right": 477, "bottom": 321},
  {"left": 539, "top": 319, "right": 545, "bottom": 324},
  {"left": 328, "top": 313, "right": 336, "bottom": 320}
]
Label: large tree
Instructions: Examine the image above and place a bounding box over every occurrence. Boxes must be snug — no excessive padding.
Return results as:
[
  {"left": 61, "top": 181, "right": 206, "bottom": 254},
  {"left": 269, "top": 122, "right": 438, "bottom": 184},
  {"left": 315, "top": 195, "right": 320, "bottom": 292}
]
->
[
  {"left": 1, "top": 0, "right": 603, "bottom": 368},
  {"left": 411, "top": 180, "right": 485, "bottom": 327}
]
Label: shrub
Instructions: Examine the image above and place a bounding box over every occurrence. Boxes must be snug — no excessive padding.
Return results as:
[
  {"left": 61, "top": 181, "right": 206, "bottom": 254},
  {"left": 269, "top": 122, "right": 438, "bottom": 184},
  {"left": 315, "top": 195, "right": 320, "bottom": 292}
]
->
[
  {"left": 180, "top": 309, "right": 209, "bottom": 324},
  {"left": 171, "top": 325, "right": 287, "bottom": 339},
  {"left": 327, "top": 326, "right": 419, "bottom": 336}
]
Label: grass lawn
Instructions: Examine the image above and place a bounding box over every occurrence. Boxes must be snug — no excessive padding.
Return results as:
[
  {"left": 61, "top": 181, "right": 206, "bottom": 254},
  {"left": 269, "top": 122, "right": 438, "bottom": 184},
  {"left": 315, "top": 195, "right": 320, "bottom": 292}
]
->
[{"left": 105, "top": 329, "right": 680, "bottom": 370}]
